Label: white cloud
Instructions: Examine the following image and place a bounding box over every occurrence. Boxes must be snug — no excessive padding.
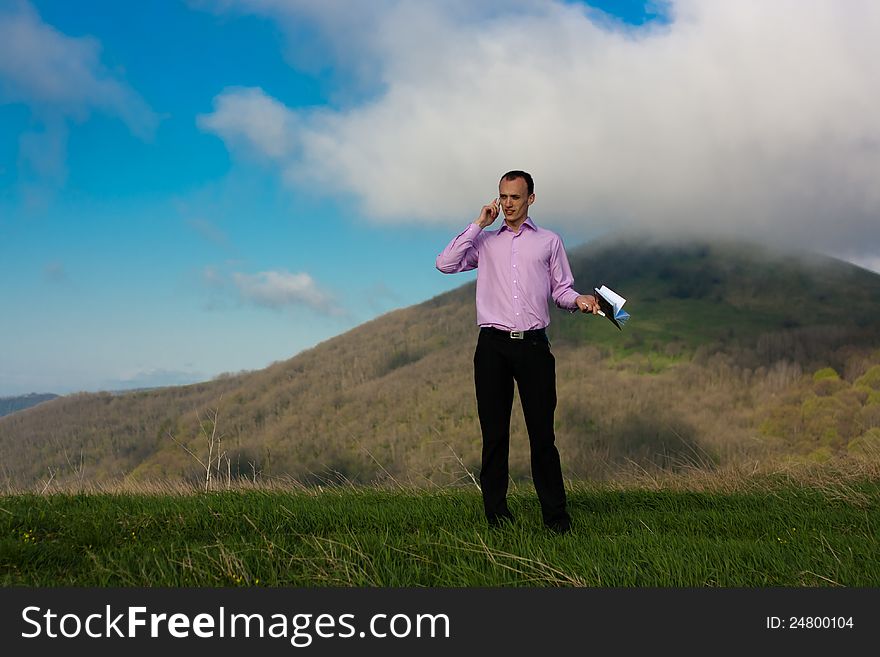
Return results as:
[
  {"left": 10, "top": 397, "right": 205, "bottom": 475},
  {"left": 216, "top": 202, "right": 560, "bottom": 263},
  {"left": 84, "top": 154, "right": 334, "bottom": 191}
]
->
[
  {"left": 196, "top": 87, "right": 297, "bottom": 160},
  {"left": 232, "top": 269, "right": 341, "bottom": 315},
  {"left": 17, "top": 117, "right": 68, "bottom": 185},
  {"left": 0, "top": 0, "right": 158, "bottom": 189},
  {"left": 201, "top": 265, "right": 226, "bottom": 288},
  {"left": 837, "top": 253, "right": 880, "bottom": 275},
  {"left": 102, "top": 368, "right": 206, "bottom": 392},
  {"left": 187, "top": 217, "right": 230, "bottom": 247},
  {"left": 42, "top": 260, "right": 67, "bottom": 283},
  {"left": 199, "top": 0, "right": 880, "bottom": 260},
  {"left": 191, "top": 0, "right": 397, "bottom": 90}
]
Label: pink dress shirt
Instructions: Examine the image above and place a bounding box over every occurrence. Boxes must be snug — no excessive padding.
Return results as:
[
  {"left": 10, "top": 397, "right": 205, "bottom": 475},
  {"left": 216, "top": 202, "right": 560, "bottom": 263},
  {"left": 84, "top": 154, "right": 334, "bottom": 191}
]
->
[{"left": 436, "top": 217, "right": 582, "bottom": 331}]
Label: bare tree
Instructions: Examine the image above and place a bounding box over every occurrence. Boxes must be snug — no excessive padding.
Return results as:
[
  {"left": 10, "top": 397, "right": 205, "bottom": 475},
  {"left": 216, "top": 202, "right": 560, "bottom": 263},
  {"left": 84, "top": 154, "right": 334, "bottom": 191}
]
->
[{"left": 167, "top": 396, "right": 228, "bottom": 492}]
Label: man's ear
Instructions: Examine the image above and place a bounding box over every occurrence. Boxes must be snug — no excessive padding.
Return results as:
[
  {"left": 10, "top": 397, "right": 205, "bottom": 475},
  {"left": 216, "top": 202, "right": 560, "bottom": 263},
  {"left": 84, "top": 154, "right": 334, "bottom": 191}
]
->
[{"left": 527, "top": 193, "right": 535, "bottom": 206}]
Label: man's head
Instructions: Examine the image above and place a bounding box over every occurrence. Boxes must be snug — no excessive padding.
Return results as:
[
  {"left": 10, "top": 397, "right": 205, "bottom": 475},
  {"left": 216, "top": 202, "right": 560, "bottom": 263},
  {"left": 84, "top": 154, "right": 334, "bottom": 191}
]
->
[
  {"left": 500, "top": 170, "right": 534, "bottom": 195},
  {"left": 498, "top": 170, "right": 535, "bottom": 225}
]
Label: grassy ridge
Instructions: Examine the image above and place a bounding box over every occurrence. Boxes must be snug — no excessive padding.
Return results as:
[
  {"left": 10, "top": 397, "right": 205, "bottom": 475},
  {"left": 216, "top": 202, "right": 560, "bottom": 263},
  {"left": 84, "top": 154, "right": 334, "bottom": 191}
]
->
[
  {"left": 558, "top": 238, "right": 880, "bottom": 352},
  {"left": 3, "top": 480, "right": 878, "bottom": 587}
]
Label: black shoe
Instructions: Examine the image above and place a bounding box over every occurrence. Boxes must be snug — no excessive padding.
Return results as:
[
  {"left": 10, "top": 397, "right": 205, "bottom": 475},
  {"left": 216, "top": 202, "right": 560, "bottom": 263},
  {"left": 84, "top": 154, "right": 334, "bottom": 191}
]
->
[
  {"left": 487, "top": 512, "right": 515, "bottom": 528},
  {"left": 545, "top": 516, "right": 572, "bottom": 535}
]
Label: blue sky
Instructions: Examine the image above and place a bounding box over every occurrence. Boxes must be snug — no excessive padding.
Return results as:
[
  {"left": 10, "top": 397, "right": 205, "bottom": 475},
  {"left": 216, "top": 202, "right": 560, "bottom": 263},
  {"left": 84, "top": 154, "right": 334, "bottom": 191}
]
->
[{"left": 2, "top": 0, "right": 879, "bottom": 396}]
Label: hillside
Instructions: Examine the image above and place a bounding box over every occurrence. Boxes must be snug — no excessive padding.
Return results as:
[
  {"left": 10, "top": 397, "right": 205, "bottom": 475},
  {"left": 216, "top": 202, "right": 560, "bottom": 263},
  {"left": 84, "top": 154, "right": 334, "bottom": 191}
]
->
[{"left": 2, "top": 236, "right": 880, "bottom": 489}]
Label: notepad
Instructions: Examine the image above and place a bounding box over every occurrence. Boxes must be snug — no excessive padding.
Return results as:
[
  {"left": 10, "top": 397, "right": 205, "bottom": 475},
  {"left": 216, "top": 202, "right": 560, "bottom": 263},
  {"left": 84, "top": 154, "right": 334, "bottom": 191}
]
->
[{"left": 594, "top": 285, "right": 630, "bottom": 330}]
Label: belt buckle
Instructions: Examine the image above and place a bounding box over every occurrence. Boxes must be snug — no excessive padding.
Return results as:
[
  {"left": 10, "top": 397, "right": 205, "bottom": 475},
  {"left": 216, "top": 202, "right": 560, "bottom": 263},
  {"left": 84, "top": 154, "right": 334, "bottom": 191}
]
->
[{"left": 509, "top": 330, "right": 525, "bottom": 339}]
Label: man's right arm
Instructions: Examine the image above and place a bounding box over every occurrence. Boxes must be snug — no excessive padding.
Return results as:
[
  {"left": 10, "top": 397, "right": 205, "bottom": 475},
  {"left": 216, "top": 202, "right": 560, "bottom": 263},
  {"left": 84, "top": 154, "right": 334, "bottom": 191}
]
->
[
  {"left": 435, "top": 199, "right": 500, "bottom": 274},
  {"left": 435, "top": 223, "right": 482, "bottom": 273}
]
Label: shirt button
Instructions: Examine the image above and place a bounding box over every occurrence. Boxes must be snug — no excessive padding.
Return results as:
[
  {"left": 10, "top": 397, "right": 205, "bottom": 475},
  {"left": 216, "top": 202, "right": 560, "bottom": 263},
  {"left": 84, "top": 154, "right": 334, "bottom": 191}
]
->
[{"left": 514, "top": 296, "right": 518, "bottom": 299}]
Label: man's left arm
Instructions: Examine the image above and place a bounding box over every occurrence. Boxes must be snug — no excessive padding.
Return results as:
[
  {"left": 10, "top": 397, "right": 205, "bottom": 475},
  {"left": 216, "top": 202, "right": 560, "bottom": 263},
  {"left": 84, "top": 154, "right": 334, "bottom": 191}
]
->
[{"left": 549, "top": 237, "right": 600, "bottom": 314}]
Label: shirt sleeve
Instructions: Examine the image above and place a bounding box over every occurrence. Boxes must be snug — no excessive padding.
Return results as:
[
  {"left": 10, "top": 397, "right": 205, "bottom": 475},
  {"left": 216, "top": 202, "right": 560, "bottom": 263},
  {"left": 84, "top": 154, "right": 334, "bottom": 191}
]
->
[
  {"left": 549, "top": 235, "right": 581, "bottom": 310},
  {"left": 435, "top": 223, "right": 482, "bottom": 273}
]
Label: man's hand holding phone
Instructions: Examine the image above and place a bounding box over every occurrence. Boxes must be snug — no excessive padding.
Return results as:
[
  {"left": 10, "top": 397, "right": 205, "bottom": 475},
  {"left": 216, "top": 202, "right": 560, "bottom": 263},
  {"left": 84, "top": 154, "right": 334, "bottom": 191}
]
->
[{"left": 475, "top": 198, "right": 501, "bottom": 229}]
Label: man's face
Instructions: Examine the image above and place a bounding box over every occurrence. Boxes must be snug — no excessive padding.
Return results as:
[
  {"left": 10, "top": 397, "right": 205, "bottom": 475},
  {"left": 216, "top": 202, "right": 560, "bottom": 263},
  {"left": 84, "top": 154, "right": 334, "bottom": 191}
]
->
[{"left": 498, "top": 176, "right": 534, "bottom": 224}]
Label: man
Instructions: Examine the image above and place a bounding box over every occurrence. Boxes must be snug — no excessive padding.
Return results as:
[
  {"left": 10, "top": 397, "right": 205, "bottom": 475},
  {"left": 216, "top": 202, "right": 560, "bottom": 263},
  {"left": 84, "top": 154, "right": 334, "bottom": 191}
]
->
[{"left": 436, "top": 170, "right": 599, "bottom": 534}]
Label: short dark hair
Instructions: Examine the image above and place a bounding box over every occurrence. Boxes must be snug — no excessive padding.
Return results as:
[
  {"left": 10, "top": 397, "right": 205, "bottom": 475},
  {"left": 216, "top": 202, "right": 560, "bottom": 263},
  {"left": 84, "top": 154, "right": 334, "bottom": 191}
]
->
[{"left": 500, "top": 170, "right": 534, "bottom": 195}]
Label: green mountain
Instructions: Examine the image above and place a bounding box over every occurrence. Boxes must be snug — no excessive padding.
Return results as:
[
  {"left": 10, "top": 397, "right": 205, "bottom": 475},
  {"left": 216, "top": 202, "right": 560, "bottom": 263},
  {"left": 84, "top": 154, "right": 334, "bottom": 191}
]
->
[{"left": 2, "top": 237, "right": 880, "bottom": 490}]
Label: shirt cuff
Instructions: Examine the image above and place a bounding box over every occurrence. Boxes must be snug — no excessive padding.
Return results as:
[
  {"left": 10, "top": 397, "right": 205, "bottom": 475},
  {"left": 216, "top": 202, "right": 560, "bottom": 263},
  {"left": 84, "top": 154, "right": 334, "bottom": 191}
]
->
[{"left": 560, "top": 290, "right": 581, "bottom": 312}]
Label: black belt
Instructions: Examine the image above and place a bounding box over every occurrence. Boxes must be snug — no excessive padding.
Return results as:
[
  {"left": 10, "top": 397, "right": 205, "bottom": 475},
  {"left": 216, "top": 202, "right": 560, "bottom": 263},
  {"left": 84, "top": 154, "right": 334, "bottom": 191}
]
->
[{"left": 480, "top": 326, "right": 547, "bottom": 340}]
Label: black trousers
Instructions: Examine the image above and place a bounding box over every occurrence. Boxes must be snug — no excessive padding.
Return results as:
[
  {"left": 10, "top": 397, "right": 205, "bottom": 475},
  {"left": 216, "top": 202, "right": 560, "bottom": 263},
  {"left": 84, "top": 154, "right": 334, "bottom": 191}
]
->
[{"left": 473, "top": 327, "right": 569, "bottom": 525}]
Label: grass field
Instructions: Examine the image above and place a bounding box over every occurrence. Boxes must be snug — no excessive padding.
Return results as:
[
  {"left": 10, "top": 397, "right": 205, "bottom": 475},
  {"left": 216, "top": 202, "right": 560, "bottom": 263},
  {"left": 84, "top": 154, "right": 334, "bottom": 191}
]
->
[{"left": 3, "top": 469, "right": 878, "bottom": 587}]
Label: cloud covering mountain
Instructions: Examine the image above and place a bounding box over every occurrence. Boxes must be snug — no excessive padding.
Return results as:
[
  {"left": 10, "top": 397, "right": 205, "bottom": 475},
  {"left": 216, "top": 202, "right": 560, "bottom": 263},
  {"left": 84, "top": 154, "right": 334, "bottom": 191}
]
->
[{"left": 199, "top": 0, "right": 880, "bottom": 259}]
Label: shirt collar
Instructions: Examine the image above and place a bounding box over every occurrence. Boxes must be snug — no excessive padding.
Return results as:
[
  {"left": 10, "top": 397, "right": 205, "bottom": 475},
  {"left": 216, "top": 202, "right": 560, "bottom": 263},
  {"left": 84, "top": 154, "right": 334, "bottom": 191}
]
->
[{"left": 499, "top": 216, "right": 536, "bottom": 233}]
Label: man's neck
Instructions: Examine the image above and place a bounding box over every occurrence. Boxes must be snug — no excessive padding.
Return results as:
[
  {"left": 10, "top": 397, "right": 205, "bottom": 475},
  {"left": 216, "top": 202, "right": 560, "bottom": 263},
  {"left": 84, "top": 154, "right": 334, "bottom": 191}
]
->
[{"left": 504, "top": 216, "right": 527, "bottom": 233}]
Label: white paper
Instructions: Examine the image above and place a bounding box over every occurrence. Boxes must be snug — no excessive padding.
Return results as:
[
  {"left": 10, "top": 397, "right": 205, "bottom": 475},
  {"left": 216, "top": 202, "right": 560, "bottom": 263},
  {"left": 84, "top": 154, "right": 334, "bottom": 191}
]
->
[{"left": 595, "top": 285, "right": 626, "bottom": 315}]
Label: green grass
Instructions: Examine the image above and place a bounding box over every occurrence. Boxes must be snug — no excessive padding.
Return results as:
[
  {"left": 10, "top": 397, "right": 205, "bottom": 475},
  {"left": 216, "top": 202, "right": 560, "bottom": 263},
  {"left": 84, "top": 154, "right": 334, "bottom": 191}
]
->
[{"left": 2, "top": 483, "right": 878, "bottom": 587}]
